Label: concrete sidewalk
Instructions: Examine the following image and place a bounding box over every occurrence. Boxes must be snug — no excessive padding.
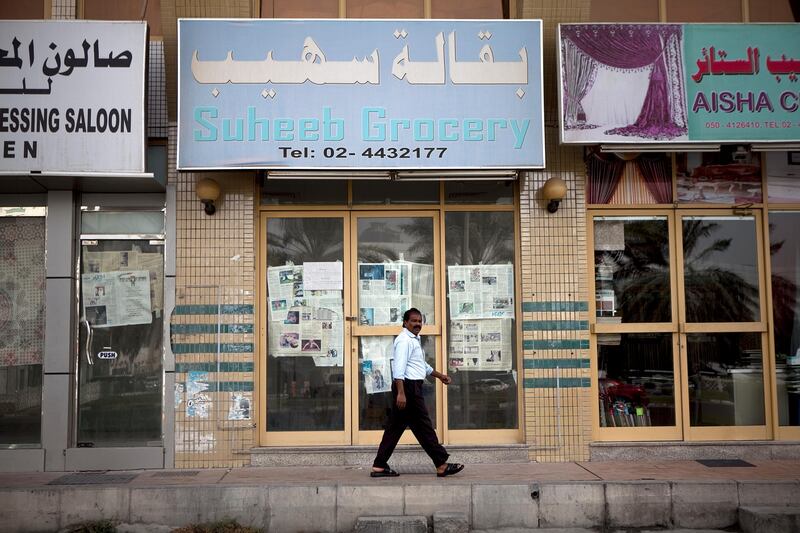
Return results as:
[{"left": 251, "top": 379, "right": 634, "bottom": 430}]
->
[{"left": 2, "top": 458, "right": 800, "bottom": 532}]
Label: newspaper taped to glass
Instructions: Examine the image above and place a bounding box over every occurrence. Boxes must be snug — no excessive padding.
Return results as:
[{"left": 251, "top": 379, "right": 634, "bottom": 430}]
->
[
  {"left": 448, "top": 318, "right": 512, "bottom": 372},
  {"left": 358, "top": 261, "right": 434, "bottom": 325},
  {"left": 447, "top": 264, "right": 514, "bottom": 319}
]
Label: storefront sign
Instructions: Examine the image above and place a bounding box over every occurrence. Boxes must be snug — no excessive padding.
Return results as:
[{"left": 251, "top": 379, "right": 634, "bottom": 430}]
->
[
  {"left": 558, "top": 23, "right": 800, "bottom": 144},
  {"left": 178, "top": 19, "right": 545, "bottom": 169},
  {"left": 0, "top": 21, "right": 146, "bottom": 172}
]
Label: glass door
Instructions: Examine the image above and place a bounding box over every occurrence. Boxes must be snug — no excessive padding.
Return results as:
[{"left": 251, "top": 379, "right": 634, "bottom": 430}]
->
[
  {"left": 351, "top": 212, "right": 441, "bottom": 445},
  {"left": 77, "top": 239, "right": 165, "bottom": 446},
  {"left": 677, "top": 211, "right": 770, "bottom": 440},
  {"left": 259, "top": 213, "right": 350, "bottom": 445}
]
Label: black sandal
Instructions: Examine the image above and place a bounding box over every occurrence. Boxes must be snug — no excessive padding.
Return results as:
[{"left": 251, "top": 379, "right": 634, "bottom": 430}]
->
[
  {"left": 437, "top": 463, "right": 464, "bottom": 477},
  {"left": 370, "top": 466, "right": 400, "bottom": 477}
]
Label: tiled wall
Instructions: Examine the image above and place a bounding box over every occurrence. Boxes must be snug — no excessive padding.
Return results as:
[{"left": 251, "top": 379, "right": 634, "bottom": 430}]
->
[
  {"left": 50, "top": 0, "right": 75, "bottom": 19},
  {"left": 518, "top": 0, "right": 592, "bottom": 462}
]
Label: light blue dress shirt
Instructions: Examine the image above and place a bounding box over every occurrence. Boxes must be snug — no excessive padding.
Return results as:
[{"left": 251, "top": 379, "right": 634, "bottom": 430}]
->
[{"left": 391, "top": 328, "right": 433, "bottom": 380}]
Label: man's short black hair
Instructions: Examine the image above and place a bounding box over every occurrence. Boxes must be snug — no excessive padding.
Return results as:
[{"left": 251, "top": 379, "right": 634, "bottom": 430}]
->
[{"left": 403, "top": 308, "right": 422, "bottom": 322}]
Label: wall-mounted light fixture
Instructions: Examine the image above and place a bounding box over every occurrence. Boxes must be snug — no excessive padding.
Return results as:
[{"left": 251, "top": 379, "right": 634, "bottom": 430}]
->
[
  {"left": 196, "top": 178, "right": 221, "bottom": 215},
  {"left": 541, "top": 177, "right": 567, "bottom": 213}
]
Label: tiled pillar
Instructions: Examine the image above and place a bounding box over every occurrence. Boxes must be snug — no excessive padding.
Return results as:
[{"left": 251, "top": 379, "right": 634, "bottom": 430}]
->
[{"left": 518, "top": 0, "right": 593, "bottom": 461}]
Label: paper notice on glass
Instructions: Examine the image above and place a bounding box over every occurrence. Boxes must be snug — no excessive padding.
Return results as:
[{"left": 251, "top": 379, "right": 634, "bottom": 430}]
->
[
  {"left": 83, "top": 251, "right": 133, "bottom": 273},
  {"left": 360, "top": 337, "right": 394, "bottom": 394},
  {"left": 448, "top": 264, "right": 514, "bottom": 319},
  {"left": 304, "top": 261, "right": 343, "bottom": 291},
  {"left": 81, "top": 270, "right": 152, "bottom": 327},
  {"left": 361, "top": 336, "right": 394, "bottom": 361},
  {"left": 135, "top": 252, "right": 164, "bottom": 314},
  {"left": 448, "top": 318, "right": 512, "bottom": 371},
  {"left": 363, "top": 358, "right": 392, "bottom": 394},
  {"left": 270, "top": 305, "right": 343, "bottom": 366},
  {"left": 267, "top": 265, "right": 304, "bottom": 322},
  {"left": 357, "top": 261, "right": 433, "bottom": 325}
]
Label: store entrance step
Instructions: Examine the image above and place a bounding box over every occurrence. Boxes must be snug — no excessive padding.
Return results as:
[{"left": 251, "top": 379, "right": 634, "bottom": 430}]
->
[
  {"left": 248, "top": 443, "right": 530, "bottom": 467},
  {"left": 354, "top": 515, "right": 427, "bottom": 533},
  {"left": 739, "top": 506, "right": 800, "bottom": 533}
]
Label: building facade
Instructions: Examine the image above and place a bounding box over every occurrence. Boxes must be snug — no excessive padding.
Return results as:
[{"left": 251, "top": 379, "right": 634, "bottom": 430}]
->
[{"left": 0, "top": 0, "right": 798, "bottom": 472}]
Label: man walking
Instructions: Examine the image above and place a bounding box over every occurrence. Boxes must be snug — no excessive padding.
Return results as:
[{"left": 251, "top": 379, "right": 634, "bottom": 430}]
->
[{"left": 371, "top": 308, "right": 465, "bottom": 478}]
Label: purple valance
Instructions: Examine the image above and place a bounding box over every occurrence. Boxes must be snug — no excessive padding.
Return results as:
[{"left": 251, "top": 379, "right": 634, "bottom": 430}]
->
[{"left": 561, "top": 24, "right": 682, "bottom": 70}]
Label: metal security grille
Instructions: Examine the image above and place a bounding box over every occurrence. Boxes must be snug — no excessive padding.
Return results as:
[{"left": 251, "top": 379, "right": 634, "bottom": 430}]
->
[{"left": 172, "top": 285, "right": 255, "bottom": 468}]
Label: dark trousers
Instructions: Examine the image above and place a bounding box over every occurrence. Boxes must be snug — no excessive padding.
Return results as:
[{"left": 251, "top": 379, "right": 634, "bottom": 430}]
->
[{"left": 373, "top": 379, "right": 449, "bottom": 469}]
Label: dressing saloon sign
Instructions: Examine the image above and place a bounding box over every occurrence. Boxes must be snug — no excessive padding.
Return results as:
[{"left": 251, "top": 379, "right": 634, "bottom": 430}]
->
[
  {"left": 177, "top": 19, "right": 545, "bottom": 169},
  {"left": 558, "top": 23, "right": 800, "bottom": 144},
  {"left": 0, "top": 21, "right": 146, "bottom": 172}
]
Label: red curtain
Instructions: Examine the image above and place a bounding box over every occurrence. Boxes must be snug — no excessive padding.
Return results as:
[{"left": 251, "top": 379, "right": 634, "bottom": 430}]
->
[
  {"left": 636, "top": 155, "right": 672, "bottom": 204},
  {"left": 586, "top": 152, "right": 625, "bottom": 204}
]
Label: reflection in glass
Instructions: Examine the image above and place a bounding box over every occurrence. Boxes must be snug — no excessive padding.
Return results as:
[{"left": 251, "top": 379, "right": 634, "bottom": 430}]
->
[
  {"left": 0, "top": 217, "right": 45, "bottom": 446},
  {"left": 445, "top": 181, "right": 514, "bottom": 204},
  {"left": 358, "top": 336, "right": 436, "bottom": 430},
  {"left": 676, "top": 149, "right": 762, "bottom": 204},
  {"left": 769, "top": 212, "right": 800, "bottom": 426},
  {"left": 78, "top": 240, "right": 164, "bottom": 446},
  {"left": 682, "top": 217, "right": 760, "bottom": 323},
  {"left": 597, "top": 333, "right": 675, "bottom": 427},
  {"left": 445, "top": 212, "right": 518, "bottom": 430},
  {"left": 687, "top": 333, "right": 765, "bottom": 426},
  {"left": 594, "top": 216, "right": 670, "bottom": 323},
  {"left": 766, "top": 152, "right": 800, "bottom": 203},
  {"left": 261, "top": 178, "right": 347, "bottom": 205},
  {"left": 357, "top": 217, "right": 435, "bottom": 325},
  {"left": 352, "top": 180, "right": 439, "bottom": 204},
  {"left": 266, "top": 218, "right": 345, "bottom": 431}
]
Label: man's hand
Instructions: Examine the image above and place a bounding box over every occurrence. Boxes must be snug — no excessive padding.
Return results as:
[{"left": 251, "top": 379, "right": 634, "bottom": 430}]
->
[
  {"left": 396, "top": 391, "right": 407, "bottom": 410},
  {"left": 432, "top": 370, "right": 452, "bottom": 385}
]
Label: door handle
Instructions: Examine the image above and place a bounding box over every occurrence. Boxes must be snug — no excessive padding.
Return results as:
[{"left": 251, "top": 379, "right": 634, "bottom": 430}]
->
[
  {"left": 345, "top": 316, "right": 358, "bottom": 322},
  {"left": 81, "top": 320, "right": 94, "bottom": 365}
]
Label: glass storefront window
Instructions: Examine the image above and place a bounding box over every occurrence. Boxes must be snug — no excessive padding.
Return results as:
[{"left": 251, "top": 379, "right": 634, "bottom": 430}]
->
[
  {"left": 445, "top": 181, "right": 514, "bottom": 204},
  {"left": 682, "top": 216, "right": 760, "bottom": 323},
  {"left": 766, "top": 152, "right": 800, "bottom": 204},
  {"left": 686, "top": 332, "right": 765, "bottom": 426},
  {"left": 676, "top": 149, "right": 762, "bottom": 204},
  {"left": 261, "top": 178, "right": 347, "bottom": 205},
  {"left": 352, "top": 181, "right": 439, "bottom": 204},
  {"left": 78, "top": 239, "right": 164, "bottom": 446},
  {"left": 81, "top": 211, "right": 165, "bottom": 235},
  {"left": 0, "top": 216, "right": 45, "bottom": 447},
  {"left": 358, "top": 335, "right": 436, "bottom": 430},
  {"left": 597, "top": 333, "right": 675, "bottom": 427},
  {"left": 769, "top": 211, "right": 800, "bottom": 426},
  {"left": 594, "top": 216, "right": 671, "bottom": 323},
  {"left": 356, "top": 217, "right": 435, "bottom": 325},
  {"left": 266, "top": 217, "right": 345, "bottom": 431},
  {"left": 445, "top": 211, "right": 517, "bottom": 430}
]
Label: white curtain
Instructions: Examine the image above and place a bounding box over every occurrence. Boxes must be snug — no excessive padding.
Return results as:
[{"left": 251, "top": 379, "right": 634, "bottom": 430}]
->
[{"left": 582, "top": 64, "right": 652, "bottom": 128}]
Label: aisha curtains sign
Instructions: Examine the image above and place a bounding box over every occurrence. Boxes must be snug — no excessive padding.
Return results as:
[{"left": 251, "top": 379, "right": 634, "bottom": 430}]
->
[{"left": 558, "top": 23, "right": 800, "bottom": 143}]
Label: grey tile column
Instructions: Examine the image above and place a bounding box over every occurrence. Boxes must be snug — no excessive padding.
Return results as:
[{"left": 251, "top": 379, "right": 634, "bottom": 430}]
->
[{"left": 42, "top": 190, "right": 77, "bottom": 471}]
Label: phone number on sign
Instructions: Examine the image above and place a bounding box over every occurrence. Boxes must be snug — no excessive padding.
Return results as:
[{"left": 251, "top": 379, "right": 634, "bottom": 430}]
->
[
  {"left": 704, "top": 121, "right": 797, "bottom": 129},
  {"left": 279, "top": 146, "right": 448, "bottom": 160}
]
